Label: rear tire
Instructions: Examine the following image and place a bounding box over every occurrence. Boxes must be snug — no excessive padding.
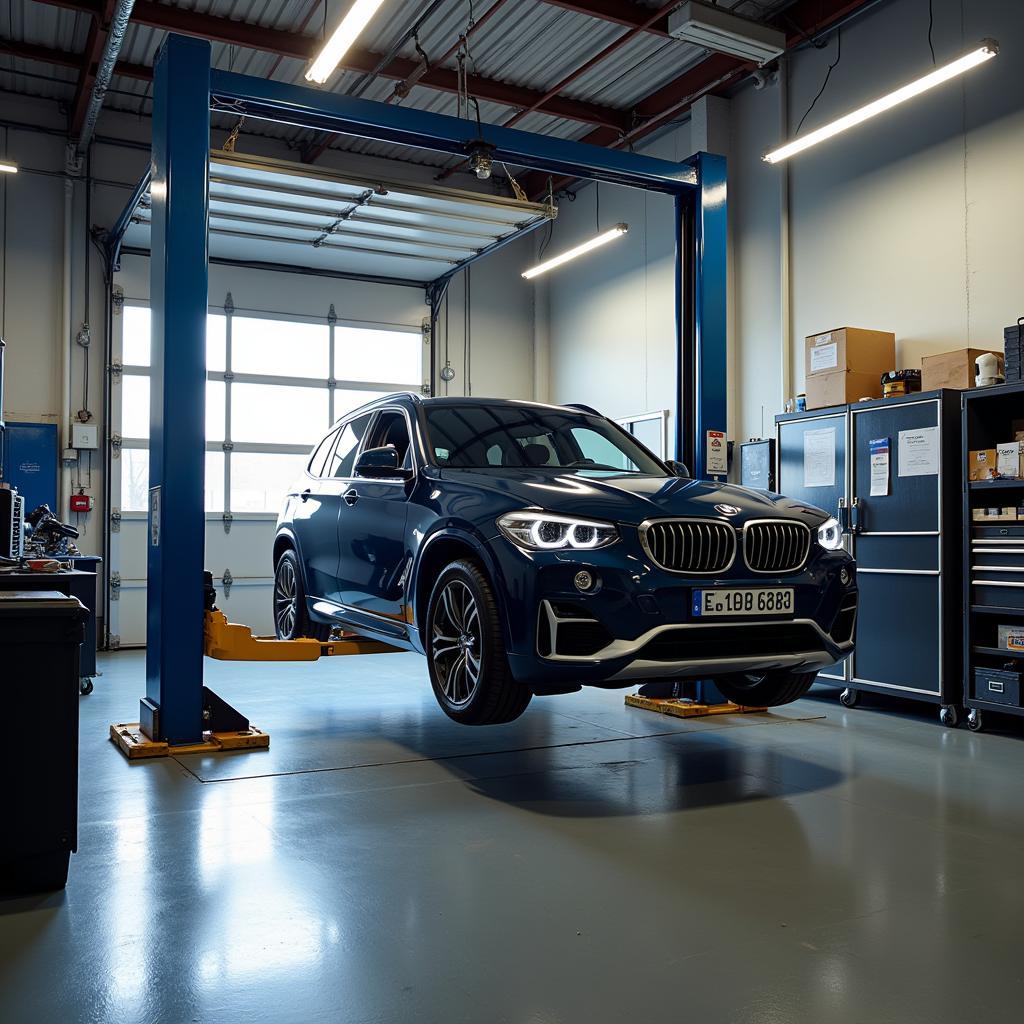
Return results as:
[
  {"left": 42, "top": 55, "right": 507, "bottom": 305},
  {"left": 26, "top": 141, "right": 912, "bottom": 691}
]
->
[
  {"left": 713, "top": 669, "right": 817, "bottom": 708},
  {"left": 426, "top": 560, "right": 531, "bottom": 725},
  {"left": 273, "top": 548, "right": 330, "bottom": 641}
]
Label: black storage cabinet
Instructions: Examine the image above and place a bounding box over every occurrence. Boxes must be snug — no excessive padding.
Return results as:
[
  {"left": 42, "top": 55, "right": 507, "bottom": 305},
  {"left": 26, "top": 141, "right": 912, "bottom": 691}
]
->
[
  {"left": 962, "top": 381, "right": 1024, "bottom": 732},
  {"left": 776, "top": 390, "right": 965, "bottom": 723},
  {"left": 0, "top": 591, "right": 87, "bottom": 893}
]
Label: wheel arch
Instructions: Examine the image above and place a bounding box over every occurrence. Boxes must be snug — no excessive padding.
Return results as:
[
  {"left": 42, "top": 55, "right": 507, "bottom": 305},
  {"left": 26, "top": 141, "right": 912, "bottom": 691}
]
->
[
  {"left": 412, "top": 529, "right": 510, "bottom": 647},
  {"left": 272, "top": 528, "right": 312, "bottom": 596}
]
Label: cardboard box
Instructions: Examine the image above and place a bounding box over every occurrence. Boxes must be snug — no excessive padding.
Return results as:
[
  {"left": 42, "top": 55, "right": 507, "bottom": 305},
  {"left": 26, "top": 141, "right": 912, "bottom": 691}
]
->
[
  {"left": 997, "top": 441, "right": 1023, "bottom": 479},
  {"left": 972, "top": 507, "right": 1017, "bottom": 522},
  {"left": 805, "top": 370, "right": 882, "bottom": 410},
  {"left": 805, "top": 327, "right": 896, "bottom": 378},
  {"left": 920, "top": 348, "right": 1003, "bottom": 391},
  {"left": 969, "top": 449, "right": 999, "bottom": 481}
]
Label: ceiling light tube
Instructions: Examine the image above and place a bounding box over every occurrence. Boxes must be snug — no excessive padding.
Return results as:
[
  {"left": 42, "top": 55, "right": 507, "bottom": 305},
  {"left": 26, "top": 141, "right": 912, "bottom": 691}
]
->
[
  {"left": 763, "top": 40, "right": 998, "bottom": 164},
  {"left": 521, "top": 224, "right": 628, "bottom": 279},
  {"left": 306, "top": 0, "right": 388, "bottom": 85},
  {"left": 0, "top": 161, "right": 17, "bottom": 174}
]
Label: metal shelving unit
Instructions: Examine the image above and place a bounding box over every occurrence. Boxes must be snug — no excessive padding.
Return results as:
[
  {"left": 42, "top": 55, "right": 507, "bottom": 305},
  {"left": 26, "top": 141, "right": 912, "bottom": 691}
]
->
[{"left": 962, "top": 381, "right": 1024, "bottom": 732}]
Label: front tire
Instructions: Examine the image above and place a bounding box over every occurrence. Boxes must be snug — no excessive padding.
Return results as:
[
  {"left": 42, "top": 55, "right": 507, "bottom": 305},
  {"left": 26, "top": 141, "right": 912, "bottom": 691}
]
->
[
  {"left": 273, "top": 549, "right": 330, "bottom": 641},
  {"left": 713, "top": 669, "right": 818, "bottom": 708},
  {"left": 426, "top": 560, "right": 531, "bottom": 725}
]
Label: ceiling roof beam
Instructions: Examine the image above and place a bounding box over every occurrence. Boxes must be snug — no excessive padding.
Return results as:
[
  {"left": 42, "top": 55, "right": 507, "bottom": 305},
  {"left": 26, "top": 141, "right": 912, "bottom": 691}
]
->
[
  {"left": 539, "top": 0, "right": 673, "bottom": 37},
  {"left": 0, "top": 37, "right": 150, "bottom": 80},
  {"left": 31, "top": 0, "right": 631, "bottom": 132}
]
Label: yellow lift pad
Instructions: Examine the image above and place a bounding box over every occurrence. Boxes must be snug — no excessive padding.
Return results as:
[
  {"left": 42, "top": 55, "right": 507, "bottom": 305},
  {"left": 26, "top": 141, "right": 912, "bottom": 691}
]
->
[
  {"left": 625, "top": 694, "right": 766, "bottom": 718},
  {"left": 109, "top": 722, "right": 270, "bottom": 760},
  {"left": 204, "top": 608, "right": 404, "bottom": 662}
]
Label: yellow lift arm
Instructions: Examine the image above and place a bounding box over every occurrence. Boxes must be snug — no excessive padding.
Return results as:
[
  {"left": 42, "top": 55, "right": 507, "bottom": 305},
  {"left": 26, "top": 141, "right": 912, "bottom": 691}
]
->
[{"left": 204, "top": 608, "right": 405, "bottom": 662}]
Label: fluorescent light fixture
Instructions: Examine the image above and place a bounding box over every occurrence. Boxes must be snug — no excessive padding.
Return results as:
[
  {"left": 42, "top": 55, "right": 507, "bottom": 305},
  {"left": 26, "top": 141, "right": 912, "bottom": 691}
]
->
[
  {"left": 668, "top": 1, "right": 785, "bottom": 66},
  {"left": 764, "top": 40, "right": 999, "bottom": 164},
  {"left": 0, "top": 161, "right": 16, "bottom": 174},
  {"left": 306, "top": 0, "right": 387, "bottom": 85},
  {"left": 521, "top": 224, "right": 628, "bottom": 280}
]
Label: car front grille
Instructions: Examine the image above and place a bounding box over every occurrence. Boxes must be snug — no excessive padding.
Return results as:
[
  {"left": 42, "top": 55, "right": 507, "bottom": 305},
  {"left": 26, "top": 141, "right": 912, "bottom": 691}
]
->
[
  {"left": 743, "top": 520, "right": 812, "bottom": 573},
  {"left": 641, "top": 520, "right": 736, "bottom": 574}
]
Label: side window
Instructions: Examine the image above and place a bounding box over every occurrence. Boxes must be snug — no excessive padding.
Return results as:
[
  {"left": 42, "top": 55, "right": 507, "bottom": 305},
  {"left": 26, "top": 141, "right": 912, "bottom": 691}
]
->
[
  {"left": 365, "top": 411, "right": 413, "bottom": 469},
  {"left": 570, "top": 427, "right": 634, "bottom": 470},
  {"left": 328, "top": 414, "right": 373, "bottom": 478},
  {"left": 308, "top": 428, "right": 340, "bottom": 478}
]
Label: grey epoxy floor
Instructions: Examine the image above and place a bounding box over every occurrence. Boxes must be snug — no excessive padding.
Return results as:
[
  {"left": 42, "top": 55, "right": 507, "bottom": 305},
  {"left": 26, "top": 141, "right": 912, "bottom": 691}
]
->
[{"left": 2, "top": 653, "right": 1024, "bottom": 1023}]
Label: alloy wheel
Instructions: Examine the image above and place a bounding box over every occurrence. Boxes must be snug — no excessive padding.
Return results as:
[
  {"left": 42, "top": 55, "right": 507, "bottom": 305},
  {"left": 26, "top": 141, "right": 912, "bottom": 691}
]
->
[
  {"left": 274, "top": 558, "right": 298, "bottom": 638},
  {"left": 431, "top": 579, "right": 482, "bottom": 707}
]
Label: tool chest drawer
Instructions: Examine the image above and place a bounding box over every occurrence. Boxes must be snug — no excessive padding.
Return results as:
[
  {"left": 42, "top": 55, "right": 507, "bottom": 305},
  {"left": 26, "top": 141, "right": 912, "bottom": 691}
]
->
[
  {"left": 971, "top": 579, "right": 1024, "bottom": 609},
  {"left": 972, "top": 666, "right": 1023, "bottom": 707}
]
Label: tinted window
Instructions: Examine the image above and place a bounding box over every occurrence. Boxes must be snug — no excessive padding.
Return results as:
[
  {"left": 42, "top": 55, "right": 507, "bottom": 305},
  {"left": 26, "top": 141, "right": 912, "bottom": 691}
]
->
[
  {"left": 365, "top": 410, "right": 413, "bottom": 469},
  {"left": 328, "top": 414, "right": 373, "bottom": 478},
  {"left": 425, "top": 404, "right": 666, "bottom": 475},
  {"left": 308, "top": 428, "right": 340, "bottom": 478}
]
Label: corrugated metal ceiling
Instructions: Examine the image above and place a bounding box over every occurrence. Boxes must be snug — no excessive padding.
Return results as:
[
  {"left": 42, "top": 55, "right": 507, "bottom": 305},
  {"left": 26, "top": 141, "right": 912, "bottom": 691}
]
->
[{"left": 1, "top": 0, "right": 795, "bottom": 168}]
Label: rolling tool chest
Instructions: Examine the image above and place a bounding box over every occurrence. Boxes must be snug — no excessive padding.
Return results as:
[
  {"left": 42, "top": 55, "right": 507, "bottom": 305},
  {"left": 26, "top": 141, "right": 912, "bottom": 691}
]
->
[
  {"left": 962, "top": 381, "right": 1024, "bottom": 731},
  {"left": 776, "top": 390, "right": 965, "bottom": 722}
]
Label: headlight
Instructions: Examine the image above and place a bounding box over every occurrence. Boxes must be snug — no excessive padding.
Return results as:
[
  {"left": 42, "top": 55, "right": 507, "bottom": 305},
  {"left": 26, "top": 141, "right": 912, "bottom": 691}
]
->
[
  {"left": 817, "top": 516, "right": 843, "bottom": 550},
  {"left": 497, "top": 510, "right": 619, "bottom": 551}
]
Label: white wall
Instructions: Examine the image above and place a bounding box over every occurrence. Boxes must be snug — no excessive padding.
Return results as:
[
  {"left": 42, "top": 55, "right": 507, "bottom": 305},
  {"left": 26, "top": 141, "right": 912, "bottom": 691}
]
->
[
  {"left": 542, "top": 122, "right": 693, "bottom": 453},
  {"left": 733, "top": 0, "right": 1024, "bottom": 443}
]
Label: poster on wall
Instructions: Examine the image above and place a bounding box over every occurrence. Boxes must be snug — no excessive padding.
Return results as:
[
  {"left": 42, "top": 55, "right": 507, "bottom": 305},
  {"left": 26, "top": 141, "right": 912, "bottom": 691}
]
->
[{"left": 803, "top": 428, "right": 836, "bottom": 488}]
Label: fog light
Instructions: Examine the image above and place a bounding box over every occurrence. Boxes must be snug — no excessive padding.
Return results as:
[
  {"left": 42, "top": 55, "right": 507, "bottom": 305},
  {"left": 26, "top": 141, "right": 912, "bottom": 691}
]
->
[
  {"left": 574, "top": 570, "right": 594, "bottom": 592},
  {"left": 840, "top": 567, "right": 851, "bottom": 586}
]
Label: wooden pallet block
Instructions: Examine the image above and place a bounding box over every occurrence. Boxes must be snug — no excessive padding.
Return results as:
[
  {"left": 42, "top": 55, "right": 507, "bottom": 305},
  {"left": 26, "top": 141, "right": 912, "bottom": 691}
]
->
[
  {"left": 624, "top": 694, "right": 767, "bottom": 718},
  {"left": 109, "top": 723, "right": 270, "bottom": 760}
]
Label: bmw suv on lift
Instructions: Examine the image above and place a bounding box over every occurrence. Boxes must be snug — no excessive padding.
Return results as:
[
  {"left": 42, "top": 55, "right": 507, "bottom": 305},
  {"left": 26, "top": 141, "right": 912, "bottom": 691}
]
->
[{"left": 273, "top": 395, "right": 857, "bottom": 725}]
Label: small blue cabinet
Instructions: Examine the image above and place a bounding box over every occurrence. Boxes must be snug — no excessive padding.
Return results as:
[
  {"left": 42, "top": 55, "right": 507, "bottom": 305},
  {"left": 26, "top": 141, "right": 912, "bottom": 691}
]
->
[{"left": 1, "top": 422, "right": 59, "bottom": 511}]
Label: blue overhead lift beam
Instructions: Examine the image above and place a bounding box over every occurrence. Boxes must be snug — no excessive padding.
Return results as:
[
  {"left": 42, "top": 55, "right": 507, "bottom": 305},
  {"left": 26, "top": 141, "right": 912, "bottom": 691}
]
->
[{"left": 135, "top": 33, "right": 727, "bottom": 745}]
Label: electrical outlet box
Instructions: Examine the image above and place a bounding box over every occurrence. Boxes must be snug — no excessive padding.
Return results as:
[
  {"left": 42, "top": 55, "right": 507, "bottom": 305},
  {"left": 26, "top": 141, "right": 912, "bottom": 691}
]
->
[{"left": 72, "top": 423, "right": 99, "bottom": 449}]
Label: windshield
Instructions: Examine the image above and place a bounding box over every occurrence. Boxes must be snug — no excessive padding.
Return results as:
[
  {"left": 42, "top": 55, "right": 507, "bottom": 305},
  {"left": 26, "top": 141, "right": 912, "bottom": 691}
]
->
[{"left": 424, "top": 403, "right": 668, "bottom": 476}]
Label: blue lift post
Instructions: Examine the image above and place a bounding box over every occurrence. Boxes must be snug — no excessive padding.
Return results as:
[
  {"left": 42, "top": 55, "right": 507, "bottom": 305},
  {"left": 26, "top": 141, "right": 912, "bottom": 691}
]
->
[
  {"left": 136, "top": 33, "right": 727, "bottom": 745},
  {"left": 143, "top": 36, "right": 211, "bottom": 744}
]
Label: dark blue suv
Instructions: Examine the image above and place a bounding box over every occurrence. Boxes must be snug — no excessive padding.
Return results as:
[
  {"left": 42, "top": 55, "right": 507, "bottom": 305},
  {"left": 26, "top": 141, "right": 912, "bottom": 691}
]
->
[{"left": 274, "top": 394, "right": 857, "bottom": 724}]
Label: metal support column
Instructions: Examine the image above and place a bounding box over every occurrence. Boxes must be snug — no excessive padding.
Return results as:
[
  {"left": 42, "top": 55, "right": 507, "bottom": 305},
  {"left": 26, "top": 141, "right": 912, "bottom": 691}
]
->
[
  {"left": 144, "top": 35, "right": 211, "bottom": 744},
  {"left": 685, "top": 151, "right": 728, "bottom": 480}
]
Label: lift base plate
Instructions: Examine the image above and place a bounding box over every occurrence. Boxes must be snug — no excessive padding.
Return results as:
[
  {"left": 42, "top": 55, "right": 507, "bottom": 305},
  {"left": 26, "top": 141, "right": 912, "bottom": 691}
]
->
[
  {"left": 624, "top": 694, "right": 766, "bottom": 718},
  {"left": 109, "top": 722, "right": 270, "bottom": 760}
]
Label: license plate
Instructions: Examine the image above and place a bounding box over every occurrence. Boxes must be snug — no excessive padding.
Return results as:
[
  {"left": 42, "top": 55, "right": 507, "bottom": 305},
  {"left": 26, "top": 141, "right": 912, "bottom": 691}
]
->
[{"left": 692, "top": 587, "right": 794, "bottom": 617}]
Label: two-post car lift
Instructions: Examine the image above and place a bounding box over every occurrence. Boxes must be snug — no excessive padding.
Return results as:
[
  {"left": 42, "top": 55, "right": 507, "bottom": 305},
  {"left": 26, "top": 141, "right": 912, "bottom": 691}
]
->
[{"left": 107, "top": 33, "right": 729, "bottom": 758}]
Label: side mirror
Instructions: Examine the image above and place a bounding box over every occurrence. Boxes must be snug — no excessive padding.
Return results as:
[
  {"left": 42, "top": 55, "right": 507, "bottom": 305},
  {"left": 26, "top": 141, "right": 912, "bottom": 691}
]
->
[
  {"left": 355, "top": 446, "right": 412, "bottom": 480},
  {"left": 666, "top": 459, "right": 690, "bottom": 479}
]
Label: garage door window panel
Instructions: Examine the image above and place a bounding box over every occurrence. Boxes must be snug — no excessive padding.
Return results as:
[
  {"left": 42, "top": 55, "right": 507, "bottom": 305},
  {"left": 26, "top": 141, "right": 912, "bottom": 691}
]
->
[
  {"left": 232, "top": 383, "right": 329, "bottom": 446},
  {"left": 232, "top": 316, "right": 329, "bottom": 379},
  {"left": 335, "top": 325, "right": 420, "bottom": 386},
  {"left": 231, "top": 452, "right": 311, "bottom": 513}
]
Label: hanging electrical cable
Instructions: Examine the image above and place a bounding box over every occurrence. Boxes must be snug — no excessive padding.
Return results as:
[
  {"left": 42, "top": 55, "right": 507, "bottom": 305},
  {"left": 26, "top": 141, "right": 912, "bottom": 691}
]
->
[{"left": 796, "top": 29, "right": 842, "bottom": 136}]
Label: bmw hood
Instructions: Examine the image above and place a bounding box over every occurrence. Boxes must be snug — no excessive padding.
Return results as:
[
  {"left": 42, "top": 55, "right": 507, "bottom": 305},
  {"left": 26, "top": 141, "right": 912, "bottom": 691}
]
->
[{"left": 436, "top": 469, "right": 829, "bottom": 528}]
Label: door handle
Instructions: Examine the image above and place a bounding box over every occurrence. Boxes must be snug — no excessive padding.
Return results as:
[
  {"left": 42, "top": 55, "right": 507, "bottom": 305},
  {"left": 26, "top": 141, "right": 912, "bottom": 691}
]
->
[
  {"left": 300, "top": 488, "right": 312, "bottom": 502},
  {"left": 344, "top": 488, "right": 360, "bottom": 507}
]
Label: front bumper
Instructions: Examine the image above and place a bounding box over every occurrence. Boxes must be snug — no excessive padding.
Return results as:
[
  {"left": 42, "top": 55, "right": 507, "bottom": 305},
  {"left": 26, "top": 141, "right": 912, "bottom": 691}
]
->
[{"left": 487, "top": 530, "right": 857, "bottom": 695}]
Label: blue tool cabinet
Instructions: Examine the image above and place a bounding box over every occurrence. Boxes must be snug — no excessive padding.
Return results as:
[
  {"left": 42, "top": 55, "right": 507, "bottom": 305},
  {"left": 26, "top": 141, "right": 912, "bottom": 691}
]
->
[{"left": 776, "top": 390, "right": 964, "bottom": 723}]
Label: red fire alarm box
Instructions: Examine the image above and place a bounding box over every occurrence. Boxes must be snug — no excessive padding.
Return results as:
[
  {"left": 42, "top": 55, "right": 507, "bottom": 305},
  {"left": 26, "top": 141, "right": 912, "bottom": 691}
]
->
[{"left": 70, "top": 492, "right": 94, "bottom": 513}]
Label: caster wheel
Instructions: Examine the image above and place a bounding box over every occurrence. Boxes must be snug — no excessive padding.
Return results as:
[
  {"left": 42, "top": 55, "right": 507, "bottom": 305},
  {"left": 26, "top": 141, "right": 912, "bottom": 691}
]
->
[
  {"left": 79, "top": 678, "right": 94, "bottom": 696},
  {"left": 839, "top": 687, "right": 859, "bottom": 709},
  {"left": 939, "top": 705, "right": 958, "bottom": 727},
  {"left": 967, "top": 709, "right": 984, "bottom": 733}
]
